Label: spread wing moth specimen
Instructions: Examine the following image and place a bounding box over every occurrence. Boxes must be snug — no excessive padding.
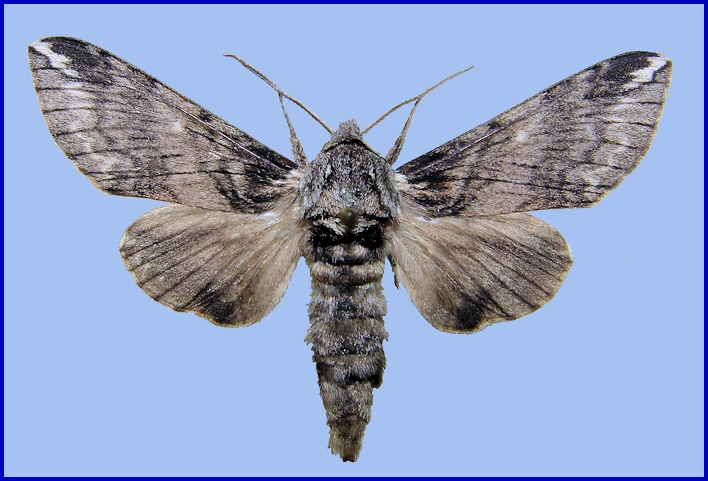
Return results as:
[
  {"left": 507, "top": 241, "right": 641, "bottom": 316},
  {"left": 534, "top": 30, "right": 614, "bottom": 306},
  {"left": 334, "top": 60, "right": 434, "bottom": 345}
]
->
[{"left": 29, "top": 37, "right": 671, "bottom": 461}]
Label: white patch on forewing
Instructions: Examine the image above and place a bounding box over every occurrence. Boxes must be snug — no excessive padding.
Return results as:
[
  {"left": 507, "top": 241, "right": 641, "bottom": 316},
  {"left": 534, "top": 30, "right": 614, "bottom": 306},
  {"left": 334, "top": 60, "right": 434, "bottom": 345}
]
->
[
  {"left": 31, "top": 40, "right": 77, "bottom": 76},
  {"left": 626, "top": 56, "right": 668, "bottom": 89},
  {"left": 632, "top": 56, "right": 667, "bottom": 82},
  {"left": 516, "top": 130, "right": 529, "bottom": 142},
  {"left": 63, "top": 82, "right": 85, "bottom": 91},
  {"left": 171, "top": 120, "right": 183, "bottom": 132}
]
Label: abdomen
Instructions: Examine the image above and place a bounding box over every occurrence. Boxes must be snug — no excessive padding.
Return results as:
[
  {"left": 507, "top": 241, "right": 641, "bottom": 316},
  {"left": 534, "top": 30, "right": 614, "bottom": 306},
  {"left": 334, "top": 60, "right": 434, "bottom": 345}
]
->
[{"left": 303, "top": 234, "right": 389, "bottom": 462}]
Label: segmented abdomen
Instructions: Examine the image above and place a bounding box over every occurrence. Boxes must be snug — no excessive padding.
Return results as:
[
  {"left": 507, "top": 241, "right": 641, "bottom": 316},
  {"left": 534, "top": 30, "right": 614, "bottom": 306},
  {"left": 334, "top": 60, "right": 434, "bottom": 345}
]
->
[{"left": 304, "top": 238, "right": 388, "bottom": 462}]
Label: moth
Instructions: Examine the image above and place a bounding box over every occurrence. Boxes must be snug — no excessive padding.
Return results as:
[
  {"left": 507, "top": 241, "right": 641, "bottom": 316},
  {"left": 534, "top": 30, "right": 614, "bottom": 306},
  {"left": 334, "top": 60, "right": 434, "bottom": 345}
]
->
[{"left": 29, "top": 37, "right": 671, "bottom": 462}]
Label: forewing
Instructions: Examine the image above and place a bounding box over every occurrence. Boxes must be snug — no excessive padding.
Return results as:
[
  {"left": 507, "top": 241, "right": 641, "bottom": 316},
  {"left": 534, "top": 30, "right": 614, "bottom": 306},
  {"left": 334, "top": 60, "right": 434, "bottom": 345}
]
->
[
  {"left": 388, "top": 199, "right": 573, "bottom": 333},
  {"left": 29, "top": 36, "right": 299, "bottom": 214},
  {"left": 397, "top": 52, "right": 672, "bottom": 217},
  {"left": 119, "top": 202, "right": 303, "bottom": 327}
]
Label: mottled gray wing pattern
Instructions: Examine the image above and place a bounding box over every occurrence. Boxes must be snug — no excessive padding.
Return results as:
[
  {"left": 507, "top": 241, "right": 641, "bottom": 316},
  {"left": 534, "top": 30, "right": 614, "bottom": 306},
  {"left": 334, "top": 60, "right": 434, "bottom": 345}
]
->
[
  {"left": 397, "top": 51, "right": 672, "bottom": 217},
  {"left": 29, "top": 36, "right": 299, "bottom": 214},
  {"left": 119, "top": 202, "right": 303, "bottom": 327},
  {"left": 388, "top": 199, "right": 573, "bottom": 333}
]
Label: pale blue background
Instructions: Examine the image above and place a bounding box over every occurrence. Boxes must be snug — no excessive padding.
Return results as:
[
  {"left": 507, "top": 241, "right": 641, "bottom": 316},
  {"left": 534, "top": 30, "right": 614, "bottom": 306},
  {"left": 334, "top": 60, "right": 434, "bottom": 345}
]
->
[{"left": 4, "top": 4, "right": 704, "bottom": 476}]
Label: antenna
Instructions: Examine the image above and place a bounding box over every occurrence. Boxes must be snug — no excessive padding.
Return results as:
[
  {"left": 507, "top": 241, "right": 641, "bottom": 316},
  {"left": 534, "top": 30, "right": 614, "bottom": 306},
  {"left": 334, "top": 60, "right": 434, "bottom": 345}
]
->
[
  {"left": 362, "top": 65, "right": 474, "bottom": 165},
  {"left": 224, "top": 54, "right": 333, "bottom": 135}
]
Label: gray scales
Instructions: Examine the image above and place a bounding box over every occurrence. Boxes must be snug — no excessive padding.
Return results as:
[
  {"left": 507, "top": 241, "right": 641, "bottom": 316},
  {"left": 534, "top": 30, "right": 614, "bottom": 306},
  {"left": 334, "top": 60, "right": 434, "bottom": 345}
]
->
[{"left": 29, "top": 37, "right": 671, "bottom": 462}]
